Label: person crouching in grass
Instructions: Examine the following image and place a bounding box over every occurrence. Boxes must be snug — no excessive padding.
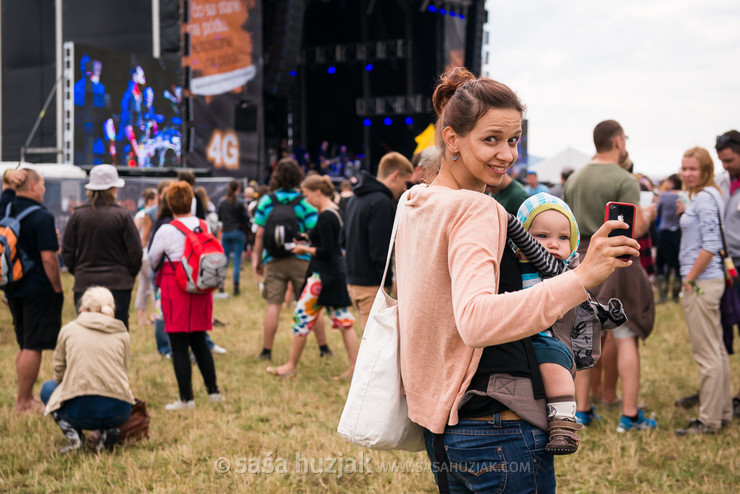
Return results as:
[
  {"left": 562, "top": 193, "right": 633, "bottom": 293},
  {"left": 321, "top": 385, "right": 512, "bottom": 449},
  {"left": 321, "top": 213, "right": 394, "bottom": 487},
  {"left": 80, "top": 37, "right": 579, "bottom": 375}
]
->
[{"left": 41, "top": 286, "right": 135, "bottom": 453}]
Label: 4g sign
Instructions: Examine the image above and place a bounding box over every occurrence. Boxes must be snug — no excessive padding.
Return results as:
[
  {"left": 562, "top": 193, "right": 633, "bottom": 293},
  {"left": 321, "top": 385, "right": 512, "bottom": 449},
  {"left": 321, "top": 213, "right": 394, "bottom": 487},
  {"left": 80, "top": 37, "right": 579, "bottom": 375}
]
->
[{"left": 207, "top": 130, "right": 240, "bottom": 169}]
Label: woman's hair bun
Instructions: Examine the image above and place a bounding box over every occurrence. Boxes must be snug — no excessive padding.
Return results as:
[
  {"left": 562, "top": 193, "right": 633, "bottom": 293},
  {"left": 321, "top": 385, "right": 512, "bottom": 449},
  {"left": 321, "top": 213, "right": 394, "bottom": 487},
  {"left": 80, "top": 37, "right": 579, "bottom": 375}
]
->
[
  {"left": 301, "top": 174, "right": 336, "bottom": 197},
  {"left": 432, "top": 67, "right": 476, "bottom": 117}
]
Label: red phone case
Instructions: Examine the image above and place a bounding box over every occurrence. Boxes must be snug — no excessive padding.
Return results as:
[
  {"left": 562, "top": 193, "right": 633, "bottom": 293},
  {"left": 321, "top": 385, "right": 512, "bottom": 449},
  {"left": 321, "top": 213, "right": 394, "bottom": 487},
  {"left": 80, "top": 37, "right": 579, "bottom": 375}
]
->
[{"left": 604, "top": 202, "right": 636, "bottom": 231}]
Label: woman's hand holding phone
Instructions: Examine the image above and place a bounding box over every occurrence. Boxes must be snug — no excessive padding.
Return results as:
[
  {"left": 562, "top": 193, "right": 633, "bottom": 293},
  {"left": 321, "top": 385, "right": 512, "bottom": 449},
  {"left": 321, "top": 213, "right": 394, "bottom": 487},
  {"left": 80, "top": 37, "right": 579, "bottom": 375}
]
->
[
  {"left": 605, "top": 202, "right": 636, "bottom": 260},
  {"left": 572, "top": 208, "right": 640, "bottom": 290}
]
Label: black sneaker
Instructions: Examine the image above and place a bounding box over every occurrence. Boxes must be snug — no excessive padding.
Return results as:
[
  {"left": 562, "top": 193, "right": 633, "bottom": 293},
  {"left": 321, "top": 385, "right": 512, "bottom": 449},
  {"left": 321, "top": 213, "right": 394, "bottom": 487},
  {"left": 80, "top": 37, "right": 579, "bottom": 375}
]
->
[
  {"left": 258, "top": 349, "right": 272, "bottom": 361},
  {"left": 53, "top": 413, "right": 85, "bottom": 454},
  {"left": 97, "top": 428, "right": 120, "bottom": 452},
  {"left": 59, "top": 428, "right": 84, "bottom": 454},
  {"left": 674, "top": 392, "right": 700, "bottom": 408},
  {"left": 675, "top": 419, "right": 717, "bottom": 435},
  {"left": 319, "top": 346, "right": 334, "bottom": 358}
]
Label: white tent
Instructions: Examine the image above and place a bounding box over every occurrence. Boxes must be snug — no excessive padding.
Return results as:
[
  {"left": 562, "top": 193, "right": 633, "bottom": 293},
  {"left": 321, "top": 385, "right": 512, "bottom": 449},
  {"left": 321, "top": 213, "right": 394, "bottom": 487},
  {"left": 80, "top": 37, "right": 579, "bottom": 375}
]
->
[{"left": 530, "top": 147, "right": 591, "bottom": 185}]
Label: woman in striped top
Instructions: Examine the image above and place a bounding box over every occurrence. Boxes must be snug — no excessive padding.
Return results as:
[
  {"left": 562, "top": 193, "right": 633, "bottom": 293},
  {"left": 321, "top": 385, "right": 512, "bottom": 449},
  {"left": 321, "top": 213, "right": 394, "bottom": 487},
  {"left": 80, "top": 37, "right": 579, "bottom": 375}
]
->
[{"left": 675, "top": 146, "right": 732, "bottom": 435}]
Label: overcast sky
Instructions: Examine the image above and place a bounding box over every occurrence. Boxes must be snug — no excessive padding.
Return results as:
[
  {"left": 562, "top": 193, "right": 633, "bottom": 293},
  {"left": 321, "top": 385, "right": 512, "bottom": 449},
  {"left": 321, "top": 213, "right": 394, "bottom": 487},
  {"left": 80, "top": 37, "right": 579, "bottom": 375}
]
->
[{"left": 486, "top": 0, "right": 740, "bottom": 180}]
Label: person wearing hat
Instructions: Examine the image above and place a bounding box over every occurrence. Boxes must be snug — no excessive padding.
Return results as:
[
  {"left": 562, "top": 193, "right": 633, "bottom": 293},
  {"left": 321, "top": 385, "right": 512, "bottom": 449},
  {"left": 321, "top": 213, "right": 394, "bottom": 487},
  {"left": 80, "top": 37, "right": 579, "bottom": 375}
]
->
[
  {"left": 525, "top": 169, "right": 550, "bottom": 196},
  {"left": 515, "top": 192, "right": 584, "bottom": 454},
  {"left": 62, "top": 164, "right": 142, "bottom": 329}
]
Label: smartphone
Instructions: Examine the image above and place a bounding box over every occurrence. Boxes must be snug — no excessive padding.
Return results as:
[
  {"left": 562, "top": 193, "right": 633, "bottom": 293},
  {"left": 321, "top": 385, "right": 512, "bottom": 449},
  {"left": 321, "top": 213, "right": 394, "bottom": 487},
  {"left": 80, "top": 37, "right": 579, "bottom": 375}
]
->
[{"left": 605, "top": 202, "right": 636, "bottom": 260}]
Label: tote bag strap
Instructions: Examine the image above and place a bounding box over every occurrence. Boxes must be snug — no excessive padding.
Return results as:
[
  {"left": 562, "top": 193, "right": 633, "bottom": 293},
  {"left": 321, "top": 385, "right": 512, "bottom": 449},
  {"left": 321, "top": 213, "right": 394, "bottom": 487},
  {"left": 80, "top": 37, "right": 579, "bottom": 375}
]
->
[{"left": 379, "top": 191, "right": 409, "bottom": 289}]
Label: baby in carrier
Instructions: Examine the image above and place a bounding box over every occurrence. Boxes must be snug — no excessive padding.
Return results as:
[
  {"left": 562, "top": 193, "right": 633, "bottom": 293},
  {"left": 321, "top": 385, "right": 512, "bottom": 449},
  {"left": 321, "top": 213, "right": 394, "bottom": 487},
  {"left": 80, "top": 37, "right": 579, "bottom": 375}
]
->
[
  {"left": 516, "top": 193, "right": 586, "bottom": 454},
  {"left": 503, "top": 192, "right": 628, "bottom": 454}
]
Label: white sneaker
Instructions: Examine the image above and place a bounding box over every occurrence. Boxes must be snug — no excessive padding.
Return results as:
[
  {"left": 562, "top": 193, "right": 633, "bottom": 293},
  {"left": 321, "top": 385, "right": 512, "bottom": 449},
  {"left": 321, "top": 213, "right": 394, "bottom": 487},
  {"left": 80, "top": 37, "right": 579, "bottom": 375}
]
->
[
  {"left": 211, "top": 344, "right": 227, "bottom": 355},
  {"left": 209, "top": 393, "right": 222, "bottom": 404},
  {"left": 165, "top": 400, "right": 195, "bottom": 411}
]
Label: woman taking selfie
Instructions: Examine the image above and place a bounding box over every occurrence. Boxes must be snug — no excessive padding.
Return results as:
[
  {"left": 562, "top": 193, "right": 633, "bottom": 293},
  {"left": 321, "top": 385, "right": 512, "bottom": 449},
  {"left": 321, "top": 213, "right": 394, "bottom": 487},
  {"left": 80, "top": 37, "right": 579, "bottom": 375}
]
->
[{"left": 395, "top": 67, "right": 639, "bottom": 492}]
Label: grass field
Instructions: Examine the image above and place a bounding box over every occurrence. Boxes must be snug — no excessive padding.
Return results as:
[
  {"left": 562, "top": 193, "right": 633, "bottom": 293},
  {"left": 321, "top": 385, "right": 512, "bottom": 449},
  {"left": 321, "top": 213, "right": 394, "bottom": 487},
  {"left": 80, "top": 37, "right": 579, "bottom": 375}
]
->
[{"left": 1, "top": 271, "right": 740, "bottom": 493}]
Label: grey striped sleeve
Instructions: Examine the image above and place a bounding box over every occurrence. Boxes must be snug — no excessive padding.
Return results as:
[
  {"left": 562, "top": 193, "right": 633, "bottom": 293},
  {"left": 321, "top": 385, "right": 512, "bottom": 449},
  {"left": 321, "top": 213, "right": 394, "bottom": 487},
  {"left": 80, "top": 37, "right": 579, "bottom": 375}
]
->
[{"left": 506, "top": 213, "right": 565, "bottom": 278}]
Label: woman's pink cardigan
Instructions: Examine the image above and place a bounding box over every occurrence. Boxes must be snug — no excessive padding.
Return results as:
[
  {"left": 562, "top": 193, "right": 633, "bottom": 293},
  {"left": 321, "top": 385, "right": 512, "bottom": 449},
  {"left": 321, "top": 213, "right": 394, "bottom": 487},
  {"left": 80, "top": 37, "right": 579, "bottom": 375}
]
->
[{"left": 396, "top": 185, "right": 587, "bottom": 434}]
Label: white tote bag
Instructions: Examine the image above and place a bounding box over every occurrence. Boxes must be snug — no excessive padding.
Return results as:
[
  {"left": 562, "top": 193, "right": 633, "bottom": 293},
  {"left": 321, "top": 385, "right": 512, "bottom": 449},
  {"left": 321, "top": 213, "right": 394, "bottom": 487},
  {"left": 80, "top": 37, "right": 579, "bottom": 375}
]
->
[{"left": 337, "top": 193, "right": 425, "bottom": 452}]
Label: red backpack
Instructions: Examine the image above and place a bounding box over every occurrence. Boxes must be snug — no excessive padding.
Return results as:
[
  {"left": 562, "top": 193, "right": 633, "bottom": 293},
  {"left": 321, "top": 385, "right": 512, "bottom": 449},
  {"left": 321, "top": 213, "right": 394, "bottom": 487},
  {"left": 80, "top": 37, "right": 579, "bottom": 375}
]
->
[{"left": 168, "top": 219, "right": 227, "bottom": 293}]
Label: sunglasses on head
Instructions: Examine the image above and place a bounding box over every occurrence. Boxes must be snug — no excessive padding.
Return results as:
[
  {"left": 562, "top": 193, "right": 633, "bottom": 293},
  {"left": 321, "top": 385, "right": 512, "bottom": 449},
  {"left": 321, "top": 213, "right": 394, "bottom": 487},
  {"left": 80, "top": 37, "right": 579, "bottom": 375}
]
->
[{"left": 716, "top": 134, "right": 740, "bottom": 147}]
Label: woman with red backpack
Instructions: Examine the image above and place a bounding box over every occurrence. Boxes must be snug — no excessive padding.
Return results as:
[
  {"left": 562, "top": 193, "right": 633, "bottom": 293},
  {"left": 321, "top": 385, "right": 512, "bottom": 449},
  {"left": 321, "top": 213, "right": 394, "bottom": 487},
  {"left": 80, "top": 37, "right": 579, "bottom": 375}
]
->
[{"left": 148, "top": 181, "right": 221, "bottom": 411}]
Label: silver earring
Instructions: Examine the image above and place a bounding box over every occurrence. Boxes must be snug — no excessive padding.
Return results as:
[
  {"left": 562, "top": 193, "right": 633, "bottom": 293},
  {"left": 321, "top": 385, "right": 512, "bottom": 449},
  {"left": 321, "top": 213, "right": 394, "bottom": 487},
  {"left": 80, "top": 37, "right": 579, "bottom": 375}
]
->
[{"left": 451, "top": 154, "right": 459, "bottom": 162}]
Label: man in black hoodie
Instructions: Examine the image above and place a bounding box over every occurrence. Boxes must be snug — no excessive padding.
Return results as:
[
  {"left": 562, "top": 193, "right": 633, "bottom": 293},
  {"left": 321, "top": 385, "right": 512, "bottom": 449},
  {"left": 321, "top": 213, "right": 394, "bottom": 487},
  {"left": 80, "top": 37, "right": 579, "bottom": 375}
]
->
[{"left": 343, "top": 152, "right": 413, "bottom": 330}]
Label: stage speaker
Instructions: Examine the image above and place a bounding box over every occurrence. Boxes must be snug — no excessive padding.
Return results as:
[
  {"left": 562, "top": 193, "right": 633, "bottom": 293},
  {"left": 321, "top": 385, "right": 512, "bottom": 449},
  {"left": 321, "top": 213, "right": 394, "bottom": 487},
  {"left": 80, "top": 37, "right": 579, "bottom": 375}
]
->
[
  {"left": 464, "top": 0, "right": 487, "bottom": 77},
  {"left": 234, "top": 101, "right": 258, "bottom": 132},
  {"left": 264, "top": 0, "right": 305, "bottom": 98}
]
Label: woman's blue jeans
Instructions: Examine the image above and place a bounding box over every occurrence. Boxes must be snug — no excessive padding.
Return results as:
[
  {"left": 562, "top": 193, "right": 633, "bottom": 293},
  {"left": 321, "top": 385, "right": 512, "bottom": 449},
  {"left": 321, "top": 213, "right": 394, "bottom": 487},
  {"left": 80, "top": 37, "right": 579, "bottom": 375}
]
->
[
  {"left": 41, "top": 380, "right": 132, "bottom": 430},
  {"left": 155, "top": 317, "right": 171, "bottom": 355},
  {"left": 221, "top": 230, "right": 246, "bottom": 284},
  {"left": 424, "top": 414, "right": 556, "bottom": 493}
]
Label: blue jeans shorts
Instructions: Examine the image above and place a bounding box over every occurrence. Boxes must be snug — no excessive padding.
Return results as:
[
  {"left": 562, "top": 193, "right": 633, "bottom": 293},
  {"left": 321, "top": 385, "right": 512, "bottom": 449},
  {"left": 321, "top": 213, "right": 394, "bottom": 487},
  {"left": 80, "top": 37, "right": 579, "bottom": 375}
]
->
[
  {"left": 424, "top": 413, "right": 556, "bottom": 493},
  {"left": 531, "top": 332, "right": 574, "bottom": 370}
]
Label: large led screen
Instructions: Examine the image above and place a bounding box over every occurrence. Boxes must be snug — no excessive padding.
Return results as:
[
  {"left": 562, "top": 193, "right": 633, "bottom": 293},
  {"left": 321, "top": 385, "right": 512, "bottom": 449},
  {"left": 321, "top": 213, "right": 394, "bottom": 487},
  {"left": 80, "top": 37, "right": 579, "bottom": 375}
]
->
[{"left": 71, "top": 43, "right": 182, "bottom": 168}]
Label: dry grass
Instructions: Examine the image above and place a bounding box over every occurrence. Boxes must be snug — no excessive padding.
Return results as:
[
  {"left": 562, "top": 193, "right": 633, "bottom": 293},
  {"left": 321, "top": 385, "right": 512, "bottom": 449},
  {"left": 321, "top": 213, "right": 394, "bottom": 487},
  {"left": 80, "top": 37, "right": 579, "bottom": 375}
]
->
[{"left": 1, "top": 272, "right": 740, "bottom": 493}]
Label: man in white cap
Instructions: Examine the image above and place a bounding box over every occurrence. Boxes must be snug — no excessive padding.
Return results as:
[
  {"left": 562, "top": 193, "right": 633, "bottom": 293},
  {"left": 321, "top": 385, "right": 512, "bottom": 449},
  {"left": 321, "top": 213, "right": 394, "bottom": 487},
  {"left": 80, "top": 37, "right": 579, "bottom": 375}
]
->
[{"left": 62, "top": 164, "right": 142, "bottom": 329}]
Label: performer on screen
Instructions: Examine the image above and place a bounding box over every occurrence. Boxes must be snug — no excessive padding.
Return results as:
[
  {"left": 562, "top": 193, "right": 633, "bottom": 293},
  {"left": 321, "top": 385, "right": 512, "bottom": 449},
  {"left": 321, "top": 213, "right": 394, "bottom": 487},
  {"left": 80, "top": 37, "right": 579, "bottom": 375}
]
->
[
  {"left": 143, "top": 87, "right": 165, "bottom": 139},
  {"left": 74, "top": 56, "right": 109, "bottom": 164},
  {"left": 117, "top": 65, "right": 146, "bottom": 167}
]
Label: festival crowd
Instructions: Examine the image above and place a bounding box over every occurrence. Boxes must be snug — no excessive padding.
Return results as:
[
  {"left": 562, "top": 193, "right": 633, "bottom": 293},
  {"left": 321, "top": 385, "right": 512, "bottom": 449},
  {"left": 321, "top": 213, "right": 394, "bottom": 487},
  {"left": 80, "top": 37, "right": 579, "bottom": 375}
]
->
[{"left": 2, "top": 68, "right": 740, "bottom": 493}]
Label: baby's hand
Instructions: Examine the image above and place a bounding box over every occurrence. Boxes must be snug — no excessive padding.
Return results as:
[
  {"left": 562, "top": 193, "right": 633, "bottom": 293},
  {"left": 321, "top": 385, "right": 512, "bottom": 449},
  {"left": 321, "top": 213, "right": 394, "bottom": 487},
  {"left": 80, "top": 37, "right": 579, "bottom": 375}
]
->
[{"left": 515, "top": 250, "right": 528, "bottom": 261}]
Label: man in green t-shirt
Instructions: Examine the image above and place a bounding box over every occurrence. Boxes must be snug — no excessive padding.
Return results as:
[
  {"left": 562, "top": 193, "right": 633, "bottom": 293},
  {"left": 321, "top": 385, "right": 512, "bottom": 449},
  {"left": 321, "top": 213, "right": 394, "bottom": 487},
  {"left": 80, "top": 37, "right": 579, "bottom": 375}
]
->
[
  {"left": 486, "top": 172, "right": 529, "bottom": 215},
  {"left": 252, "top": 158, "right": 319, "bottom": 361},
  {"left": 563, "top": 119, "right": 657, "bottom": 433}
]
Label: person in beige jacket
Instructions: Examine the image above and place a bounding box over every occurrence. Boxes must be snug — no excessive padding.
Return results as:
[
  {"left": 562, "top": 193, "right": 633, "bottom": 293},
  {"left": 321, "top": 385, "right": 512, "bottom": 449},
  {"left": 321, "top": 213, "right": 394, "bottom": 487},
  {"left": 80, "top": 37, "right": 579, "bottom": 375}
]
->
[{"left": 41, "top": 287, "right": 135, "bottom": 453}]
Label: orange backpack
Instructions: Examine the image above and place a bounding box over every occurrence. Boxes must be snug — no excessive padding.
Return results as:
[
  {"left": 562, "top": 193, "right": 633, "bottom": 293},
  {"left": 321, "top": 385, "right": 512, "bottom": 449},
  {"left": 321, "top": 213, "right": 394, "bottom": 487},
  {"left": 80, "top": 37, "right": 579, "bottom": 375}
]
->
[{"left": 0, "top": 203, "right": 41, "bottom": 288}]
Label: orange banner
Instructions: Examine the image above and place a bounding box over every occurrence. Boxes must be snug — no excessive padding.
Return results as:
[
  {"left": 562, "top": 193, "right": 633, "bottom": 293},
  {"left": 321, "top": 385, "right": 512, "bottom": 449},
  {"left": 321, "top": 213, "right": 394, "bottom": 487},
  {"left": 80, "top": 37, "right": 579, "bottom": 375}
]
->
[{"left": 184, "top": 0, "right": 256, "bottom": 95}]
